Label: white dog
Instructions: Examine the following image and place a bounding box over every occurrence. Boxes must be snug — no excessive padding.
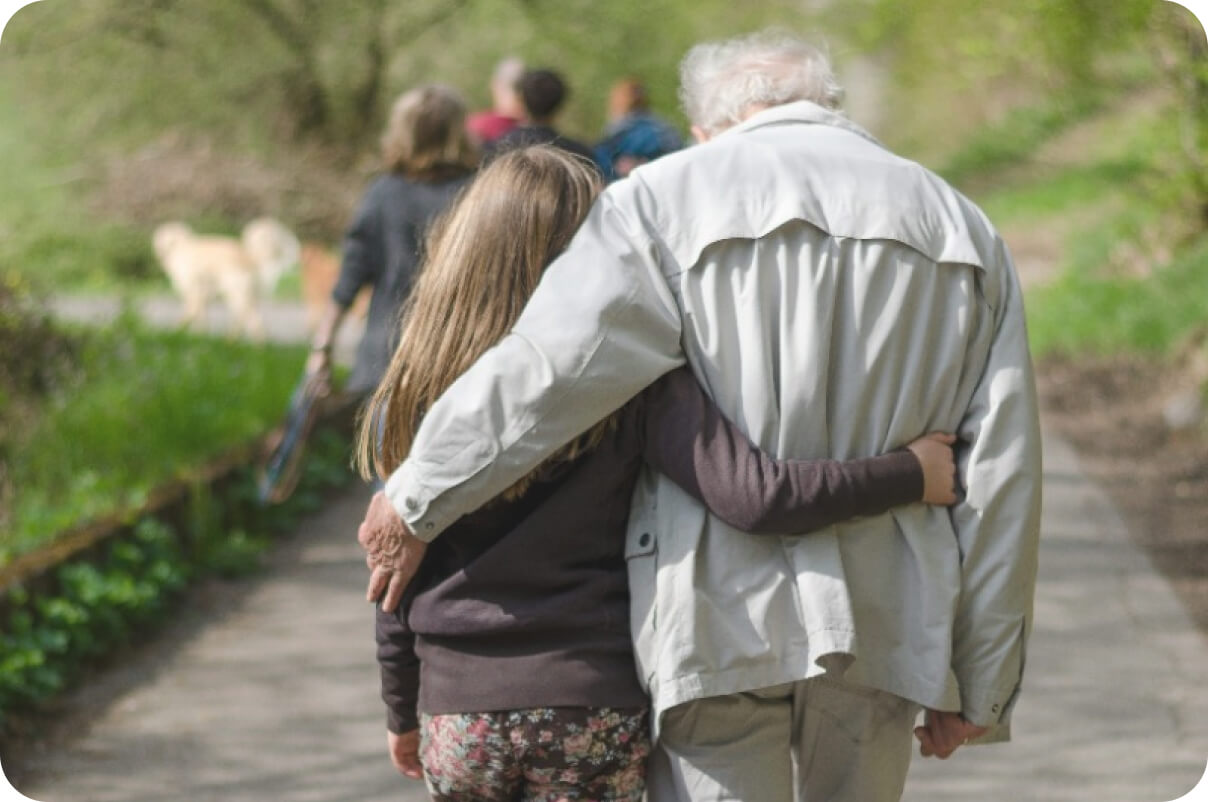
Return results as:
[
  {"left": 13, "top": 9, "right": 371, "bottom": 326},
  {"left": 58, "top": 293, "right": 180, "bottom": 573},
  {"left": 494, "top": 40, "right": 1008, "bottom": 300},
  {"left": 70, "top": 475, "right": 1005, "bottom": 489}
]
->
[{"left": 152, "top": 217, "right": 300, "bottom": 340}]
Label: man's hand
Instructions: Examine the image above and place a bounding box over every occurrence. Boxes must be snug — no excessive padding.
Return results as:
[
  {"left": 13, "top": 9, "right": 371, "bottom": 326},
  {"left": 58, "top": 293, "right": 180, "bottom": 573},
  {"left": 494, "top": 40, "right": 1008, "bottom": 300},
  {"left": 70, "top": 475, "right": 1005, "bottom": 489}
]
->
[
  {"left": 358, "top": 491, "right": 428, "bottom": 612},
  {"left": 387, "top": 729, "right": 423, "bottom": 780},
  {"left": 913, "top": 709, "right": 988, "bottom": 759}
]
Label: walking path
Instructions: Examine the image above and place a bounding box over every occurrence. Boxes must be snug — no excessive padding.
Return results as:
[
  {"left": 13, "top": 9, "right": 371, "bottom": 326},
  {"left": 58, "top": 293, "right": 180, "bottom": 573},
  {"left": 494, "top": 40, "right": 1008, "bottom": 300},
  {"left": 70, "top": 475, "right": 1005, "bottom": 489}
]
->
[
  {"left": 49, "top": 294, "right": 366, "bottom": 366},
  {"left": 7, "top": 425, "right": 1206, "bottom": 802},
  {"left": 6, "top": 294, "right": 1207, "bottom": 801}
]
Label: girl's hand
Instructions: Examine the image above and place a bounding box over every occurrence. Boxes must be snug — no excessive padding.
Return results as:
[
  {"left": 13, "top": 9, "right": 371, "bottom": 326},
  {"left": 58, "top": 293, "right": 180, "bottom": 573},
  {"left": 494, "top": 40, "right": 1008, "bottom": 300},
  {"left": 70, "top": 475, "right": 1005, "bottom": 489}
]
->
[
  {"left": 388, "top": 729, "right": 423, "bottom": 780},
  {"left": 906, "top": 432, "right": 958, "bottom": 505}
]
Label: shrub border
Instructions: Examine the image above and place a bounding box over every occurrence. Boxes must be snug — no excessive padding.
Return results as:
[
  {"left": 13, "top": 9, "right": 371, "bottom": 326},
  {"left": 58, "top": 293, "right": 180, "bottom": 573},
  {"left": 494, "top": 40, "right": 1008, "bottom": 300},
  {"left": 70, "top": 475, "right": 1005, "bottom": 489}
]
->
[{"left": 0, "top": 393, "right": 362, "bottom": 729}]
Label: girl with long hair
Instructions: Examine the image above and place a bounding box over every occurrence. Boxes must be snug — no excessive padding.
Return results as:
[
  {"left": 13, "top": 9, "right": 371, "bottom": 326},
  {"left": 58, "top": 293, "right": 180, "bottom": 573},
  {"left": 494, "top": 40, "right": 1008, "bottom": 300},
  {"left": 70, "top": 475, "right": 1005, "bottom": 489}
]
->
[{"left": 359, "top": 145, "right": 958, "bottom": 802}]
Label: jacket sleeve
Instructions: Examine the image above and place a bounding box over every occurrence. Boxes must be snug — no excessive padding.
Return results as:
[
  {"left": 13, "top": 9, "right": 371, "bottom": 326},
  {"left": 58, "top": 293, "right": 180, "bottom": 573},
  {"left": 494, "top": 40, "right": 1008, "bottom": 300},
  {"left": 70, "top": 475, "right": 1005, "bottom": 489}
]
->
[
  {"left": 640, "top": 367, "right": 923, "bottom": 534},
  {"left": 950, "top": 240, "right": 1043, "bottom": 741},
  {"left": 375, "top": 603, "right": 420, "bottom": 734},
  {"left": 385, "top": 184, "right": 685, "bottom": 540},
  {"left": 332, "top": 181, "right": 383, "bottom": 307}
]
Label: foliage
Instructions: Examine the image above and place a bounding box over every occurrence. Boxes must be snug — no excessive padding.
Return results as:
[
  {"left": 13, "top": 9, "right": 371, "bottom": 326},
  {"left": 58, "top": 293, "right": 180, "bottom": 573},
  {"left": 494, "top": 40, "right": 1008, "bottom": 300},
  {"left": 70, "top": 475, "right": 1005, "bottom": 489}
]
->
[
  {"left": 2, "top": 315, "right": 307, "bottom": 562},
  {"left": 822, "top": 0, "right": 1158, "bottom": 161},
  {"left": 937, "top": 92, "right": 1107, "bottom": 188},
  {"left": 0, "top": 272, "right": 79, "bottom": 531},
  {"left": 1026, "top": 233, "right": 1208, "bottom": 357},
  {"left": 0, "top": 81, "right": 161, "bottom": 292},
  {"left": 970, "top": 87, "right": 1208, "bottom": 359},
  {"left": 1148, "top": 3, "right": 1208, "bottom": 220},
  {"left": 0, "top": 428, "right": 354, "bottom": 728}
]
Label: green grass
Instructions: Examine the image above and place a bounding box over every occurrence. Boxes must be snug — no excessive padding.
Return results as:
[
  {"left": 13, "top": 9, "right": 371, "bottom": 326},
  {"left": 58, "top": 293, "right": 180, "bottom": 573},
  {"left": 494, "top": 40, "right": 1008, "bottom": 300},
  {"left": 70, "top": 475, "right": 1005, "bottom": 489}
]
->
[
  {"left": 0, "top": 88, "right": 163, "bottom": 293},
  {"left": 977, "top": 158, "right": 1149, "bottom": 225},
  {"left": 1026, "top": 233, "right": 1208, "bottom": 358},
  {"left": 938, "top": 93, "right": 1106, "bottom": 188},
  {"left": 3, "top": 317, "right": 309, "bottom": 561},
  {"left": 952, "top": 88, "right": 1208, "bottom": 360}
]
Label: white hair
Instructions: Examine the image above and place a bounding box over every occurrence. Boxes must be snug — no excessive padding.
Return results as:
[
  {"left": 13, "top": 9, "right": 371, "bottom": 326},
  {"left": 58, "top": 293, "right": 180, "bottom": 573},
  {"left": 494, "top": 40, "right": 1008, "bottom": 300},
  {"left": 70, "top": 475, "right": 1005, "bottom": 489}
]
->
[{"left": 679, "top": 30, "right": 844, "bottom": 135}]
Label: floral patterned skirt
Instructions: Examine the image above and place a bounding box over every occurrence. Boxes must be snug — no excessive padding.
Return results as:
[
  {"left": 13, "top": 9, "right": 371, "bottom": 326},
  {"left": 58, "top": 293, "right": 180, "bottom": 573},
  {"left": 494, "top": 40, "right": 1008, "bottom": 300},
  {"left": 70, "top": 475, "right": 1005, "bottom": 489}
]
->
[{"left": 420, "top": 706, "right": 650, "bottom": 801}]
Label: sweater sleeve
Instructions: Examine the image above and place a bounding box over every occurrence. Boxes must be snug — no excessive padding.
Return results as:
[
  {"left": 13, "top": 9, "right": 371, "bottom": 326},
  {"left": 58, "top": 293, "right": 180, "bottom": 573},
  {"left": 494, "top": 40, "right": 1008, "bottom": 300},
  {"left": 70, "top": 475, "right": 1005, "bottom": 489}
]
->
[
  {"left": 332, "top": 181, "right": 383, "bottom": 307},
  {"left": 375, "top": 603, "right": 420, "bottom": 734},
  {"left": 640, "top": 367, "right": 924, "bottom": 534}
]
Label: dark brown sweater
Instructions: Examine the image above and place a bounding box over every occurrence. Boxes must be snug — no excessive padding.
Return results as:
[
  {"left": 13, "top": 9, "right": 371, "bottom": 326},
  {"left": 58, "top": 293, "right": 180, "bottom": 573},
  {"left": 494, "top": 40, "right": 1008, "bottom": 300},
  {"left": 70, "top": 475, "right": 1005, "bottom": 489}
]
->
[{"left": 376, "top": 367, "right": 923, "bottom": 733}]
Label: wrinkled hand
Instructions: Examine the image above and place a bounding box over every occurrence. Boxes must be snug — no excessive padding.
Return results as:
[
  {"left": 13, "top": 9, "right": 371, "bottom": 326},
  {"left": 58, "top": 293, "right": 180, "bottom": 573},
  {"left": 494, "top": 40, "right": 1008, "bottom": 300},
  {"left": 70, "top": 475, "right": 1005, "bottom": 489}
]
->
[
  {"left": 358, "top": 491, "right": 428, "bottom": 612},
  {"left": 905, "top": 432, "right": 958, "bottom": 506},
  {"left": 913, "top": 709, "right": 988, "bottom": 759},
  {"left": 388, "top": 729, "right": 423, "bottom": 780}
]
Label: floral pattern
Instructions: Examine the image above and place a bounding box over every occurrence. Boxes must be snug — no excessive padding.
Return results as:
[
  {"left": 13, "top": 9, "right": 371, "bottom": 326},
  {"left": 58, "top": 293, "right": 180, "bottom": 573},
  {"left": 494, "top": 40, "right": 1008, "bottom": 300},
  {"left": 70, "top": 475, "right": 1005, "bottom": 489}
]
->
[{"left": 420, "top": 706, "right": 650, "bottom": 801}]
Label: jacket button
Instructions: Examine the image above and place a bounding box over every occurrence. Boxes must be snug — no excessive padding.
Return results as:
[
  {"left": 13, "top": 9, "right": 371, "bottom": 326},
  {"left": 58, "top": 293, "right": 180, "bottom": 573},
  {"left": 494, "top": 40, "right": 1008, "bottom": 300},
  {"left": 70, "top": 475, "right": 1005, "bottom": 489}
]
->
[
  {"left": 991, "top": 703, "right": 1000, "bottom": 713},
  {"left": 404, "top": 496, "right": 418, "bottom": 510},
  {"left": 638, "top": 533, "right": 651, "bottom": 548}
]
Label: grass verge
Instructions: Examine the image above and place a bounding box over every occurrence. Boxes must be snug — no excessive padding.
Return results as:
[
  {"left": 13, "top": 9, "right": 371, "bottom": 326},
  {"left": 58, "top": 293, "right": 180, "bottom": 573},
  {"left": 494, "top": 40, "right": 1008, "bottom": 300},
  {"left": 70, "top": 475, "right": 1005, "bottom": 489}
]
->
[{"left": 3, "top": 314, "right": 309, "bottom": 562}]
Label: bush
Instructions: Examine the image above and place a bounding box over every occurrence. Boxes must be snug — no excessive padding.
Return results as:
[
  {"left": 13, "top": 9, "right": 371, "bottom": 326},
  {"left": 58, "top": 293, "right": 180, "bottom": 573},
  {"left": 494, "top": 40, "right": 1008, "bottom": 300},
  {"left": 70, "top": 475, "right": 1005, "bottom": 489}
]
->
[
  {"left": 0, "top": 427, "right": 355, "bottom": 728},
  {"left": 0, "top": 273, "right": 79, "bottom": 532},
  {"left": 3, "top": 315, "right": 308, "bottom": 562},
  {"left": 1027, "top": 233, "right": 1208, "bottom": 357}
]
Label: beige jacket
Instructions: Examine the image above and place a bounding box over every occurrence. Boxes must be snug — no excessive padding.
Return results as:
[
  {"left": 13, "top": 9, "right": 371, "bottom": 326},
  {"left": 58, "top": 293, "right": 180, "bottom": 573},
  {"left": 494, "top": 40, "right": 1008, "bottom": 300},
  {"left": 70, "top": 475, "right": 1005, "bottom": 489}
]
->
[{"left": 386, "top": 101, "right": 1042, "bottom": 742}]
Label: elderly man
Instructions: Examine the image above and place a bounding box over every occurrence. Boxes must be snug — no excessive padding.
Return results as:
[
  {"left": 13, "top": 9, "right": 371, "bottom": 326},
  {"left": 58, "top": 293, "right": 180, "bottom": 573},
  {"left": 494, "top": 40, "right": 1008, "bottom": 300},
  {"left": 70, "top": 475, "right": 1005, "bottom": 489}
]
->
[{"left": 360, "top": 30, "right": 1042, "bottom": 802}]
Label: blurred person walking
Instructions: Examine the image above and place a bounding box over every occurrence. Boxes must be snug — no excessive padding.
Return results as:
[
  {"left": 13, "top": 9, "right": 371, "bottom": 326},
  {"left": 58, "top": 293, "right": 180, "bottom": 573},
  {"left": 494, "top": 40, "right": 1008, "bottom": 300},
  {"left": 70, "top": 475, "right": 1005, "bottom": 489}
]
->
[
  {"left": 307, "top": 85, "right": 477, "bottom": 397},
  {"left": 466, "top": 57, "right": 526, "bottom": 146},
  {"left": 485, "top": 68, "right": 599, "bottom": 170},
  {"left": 594, "top": 78, "right": 683, "bottom": 181}
]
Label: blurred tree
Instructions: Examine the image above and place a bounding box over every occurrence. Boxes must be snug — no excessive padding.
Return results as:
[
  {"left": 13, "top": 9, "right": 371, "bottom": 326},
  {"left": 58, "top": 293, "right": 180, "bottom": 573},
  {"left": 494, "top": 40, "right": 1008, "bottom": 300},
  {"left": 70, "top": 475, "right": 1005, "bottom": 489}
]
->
[
  {"left": 0, "top": 0, "right": 815, "bottom": 154},
  {"left": 819, "top": 0, "right": 1157, "bottom": 158},
  {"left": 0, "top": 0, "right": 473, "bottom": 153},
  {"left": 1150, "top": 3, "right": 1208, "bottom": 221}
]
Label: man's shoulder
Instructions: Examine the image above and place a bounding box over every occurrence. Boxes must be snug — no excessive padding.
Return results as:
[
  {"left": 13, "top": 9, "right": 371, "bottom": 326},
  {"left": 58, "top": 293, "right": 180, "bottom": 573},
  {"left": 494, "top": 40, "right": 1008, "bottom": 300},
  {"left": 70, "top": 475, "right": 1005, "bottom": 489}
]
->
[{"left": 615, "top": 122, "right": 1004, "bottom": 276}]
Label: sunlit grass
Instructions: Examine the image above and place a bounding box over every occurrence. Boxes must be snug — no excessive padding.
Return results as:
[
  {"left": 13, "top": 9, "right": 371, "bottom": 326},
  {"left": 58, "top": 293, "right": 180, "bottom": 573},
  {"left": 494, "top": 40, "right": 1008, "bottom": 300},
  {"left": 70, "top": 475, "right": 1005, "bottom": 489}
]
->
[
  {"left": 3, "top": 318, "right": 307, "bottom": 561},
  {"left": 1026, "top": 233, "right": 1208, "bottom": 357}
]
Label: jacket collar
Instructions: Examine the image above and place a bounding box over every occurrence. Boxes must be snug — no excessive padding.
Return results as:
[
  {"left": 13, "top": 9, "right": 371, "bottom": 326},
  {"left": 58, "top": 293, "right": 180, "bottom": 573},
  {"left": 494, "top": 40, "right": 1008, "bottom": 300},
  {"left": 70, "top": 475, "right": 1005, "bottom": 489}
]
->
[{"left": 723, "top": 100, "right": 884, "bottom": 148}]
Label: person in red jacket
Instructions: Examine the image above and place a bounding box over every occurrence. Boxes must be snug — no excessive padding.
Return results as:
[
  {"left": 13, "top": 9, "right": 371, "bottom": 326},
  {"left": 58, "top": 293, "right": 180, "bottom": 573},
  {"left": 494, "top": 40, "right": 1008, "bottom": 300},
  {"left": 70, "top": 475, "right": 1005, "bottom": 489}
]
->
[{"left": 465, "top": 57, "right": 526, "bottom": 145}]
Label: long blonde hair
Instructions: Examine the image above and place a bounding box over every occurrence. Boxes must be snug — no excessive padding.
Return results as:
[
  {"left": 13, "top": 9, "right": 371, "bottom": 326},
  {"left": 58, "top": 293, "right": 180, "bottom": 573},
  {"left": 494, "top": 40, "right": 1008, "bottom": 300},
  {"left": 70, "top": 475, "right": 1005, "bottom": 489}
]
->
[{"left": 356, "top": 146, "right": 612, "bottom": 498}]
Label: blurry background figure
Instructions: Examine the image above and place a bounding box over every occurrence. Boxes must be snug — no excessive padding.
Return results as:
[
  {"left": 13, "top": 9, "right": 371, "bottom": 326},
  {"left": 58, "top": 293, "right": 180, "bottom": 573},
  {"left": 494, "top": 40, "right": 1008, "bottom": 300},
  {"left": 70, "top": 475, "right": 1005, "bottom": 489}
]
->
[
  {"left": 299, "top": 243, "right": 370, "bottom": 333},
  {"left": 594, "top": 77, "right": 683, "bottom": 181},
  {"left": 306, "top": 85, "right": 477, "bottom": 397},
  {"left": 466, "top": 57, "right": 526, "bottom": 146},
  {"left": 485, "top": 68, "right": 599, "bottom": 170}
]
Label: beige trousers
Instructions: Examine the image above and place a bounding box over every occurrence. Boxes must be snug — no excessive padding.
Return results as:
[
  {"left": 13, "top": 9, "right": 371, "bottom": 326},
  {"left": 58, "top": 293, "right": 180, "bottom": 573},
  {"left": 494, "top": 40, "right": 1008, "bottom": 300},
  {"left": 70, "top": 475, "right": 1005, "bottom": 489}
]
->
[{"left": 647, "top": 677, "right": 920, "bottom": 802}]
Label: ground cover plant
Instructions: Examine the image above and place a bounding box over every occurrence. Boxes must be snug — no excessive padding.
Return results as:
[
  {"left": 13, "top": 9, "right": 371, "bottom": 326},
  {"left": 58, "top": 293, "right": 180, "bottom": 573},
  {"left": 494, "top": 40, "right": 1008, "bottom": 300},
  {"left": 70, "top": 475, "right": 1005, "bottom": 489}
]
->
[
  {"left": 0, "top": 274, "right": 356, "bottom": 732},
  {"left": 0, "top": 428, "right": 354, "bottom": 731},
  {"left": 963, "top": 91, "right": 1208, "bottom": 360},
  {"left": 2, "top": 313, "right": 310, "bottom": 563}
]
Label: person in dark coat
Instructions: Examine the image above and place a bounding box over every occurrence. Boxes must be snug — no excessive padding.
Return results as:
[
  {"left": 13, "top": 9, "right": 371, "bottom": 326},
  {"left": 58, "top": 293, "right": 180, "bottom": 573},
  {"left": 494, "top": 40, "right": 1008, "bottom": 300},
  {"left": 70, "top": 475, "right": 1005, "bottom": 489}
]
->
[
  {"left": 485, "top": 68, "right": 600, "bottom": 171},
  {"left": 307, "top": 85, "right": 477, "bottom": 395}
]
